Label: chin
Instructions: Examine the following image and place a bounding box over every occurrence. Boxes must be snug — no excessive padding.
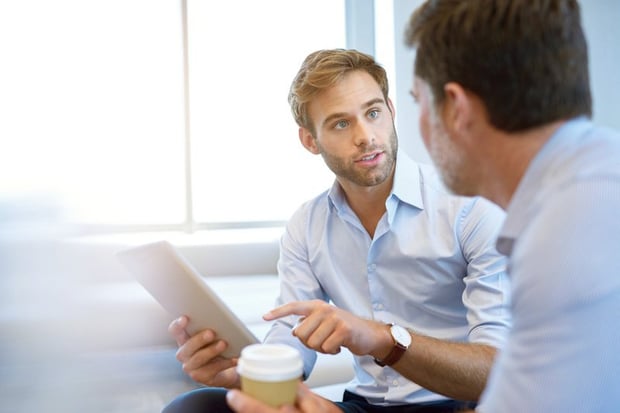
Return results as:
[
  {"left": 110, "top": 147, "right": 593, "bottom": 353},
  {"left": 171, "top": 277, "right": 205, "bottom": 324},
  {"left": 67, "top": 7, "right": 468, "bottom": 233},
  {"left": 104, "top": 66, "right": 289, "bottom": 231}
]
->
[{"left": 439, "top": 173, "right": 476, "bottom": 197}]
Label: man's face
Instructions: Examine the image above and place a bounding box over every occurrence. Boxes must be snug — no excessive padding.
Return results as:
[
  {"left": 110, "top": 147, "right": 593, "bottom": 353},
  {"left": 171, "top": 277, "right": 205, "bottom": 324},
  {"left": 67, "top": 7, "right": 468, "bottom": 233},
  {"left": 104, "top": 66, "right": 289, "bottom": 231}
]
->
[
  {"left": 412, "top": 76, "right": 473, "bottom": 196},
  {"left": 303, "top": 70, "right": 398, "bottom": 189}
]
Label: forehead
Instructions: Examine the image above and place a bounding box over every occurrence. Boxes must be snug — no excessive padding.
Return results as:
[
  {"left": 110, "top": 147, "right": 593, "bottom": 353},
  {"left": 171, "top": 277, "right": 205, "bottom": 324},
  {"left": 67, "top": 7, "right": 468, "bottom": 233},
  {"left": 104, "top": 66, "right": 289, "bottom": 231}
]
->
[{"left": 307, "top": 70, "right": 384, "bottom": 122}]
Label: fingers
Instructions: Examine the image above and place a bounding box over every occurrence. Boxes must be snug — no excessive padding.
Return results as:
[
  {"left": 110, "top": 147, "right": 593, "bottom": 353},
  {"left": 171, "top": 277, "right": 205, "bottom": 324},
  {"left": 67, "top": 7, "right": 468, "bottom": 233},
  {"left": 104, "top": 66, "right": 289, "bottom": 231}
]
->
[
  {"left": 226, "top": 389, "right": 284, "bottom": 413},
  {"left": 226, "top": 384, "right": 341, "bottom": 413},
  {"left": 168, "top": 316, "right": 190, "bottom": 347},
  {"left": 264, "top": 300, "right": 373, "bottom": 356},
  {"left": 293, "top": 314, "right": 344, "bottom": 354},
  {"left": 182, "top": 348, "right": 238, "bottom": 386},
  {"left": 263, "top": 301, "right": 315, "bottom": 321},
  {"left": 295, "top": 384, "right": 342, "bottom": 413},
  {"left": 174, "top": 327, "right": 238, "bottom": 386},
  {"left": 267, "top": 301, "right": 347, "bottom": 354},
  {"left": 264, "top": 300, "right": 334, "bottom": 328},
  {"left": 190, "top": 363, "right": 239, "bottom": 388},
  {"left": 175, "top": 328, "right": 218, "bottom": 363},
  {"left": 296, "top": 383, "right": 342, "bottom": 413}
]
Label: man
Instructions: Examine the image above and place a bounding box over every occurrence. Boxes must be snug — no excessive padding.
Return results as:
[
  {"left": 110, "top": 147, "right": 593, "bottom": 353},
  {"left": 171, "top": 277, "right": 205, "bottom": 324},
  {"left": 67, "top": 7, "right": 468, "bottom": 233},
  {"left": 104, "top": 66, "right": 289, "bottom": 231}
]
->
[
  {"left": 164, "top": 49, "right": 510, "bottom": 413},
  {"left": 227, "top": 0, "right": 620, "bottom": 412}
]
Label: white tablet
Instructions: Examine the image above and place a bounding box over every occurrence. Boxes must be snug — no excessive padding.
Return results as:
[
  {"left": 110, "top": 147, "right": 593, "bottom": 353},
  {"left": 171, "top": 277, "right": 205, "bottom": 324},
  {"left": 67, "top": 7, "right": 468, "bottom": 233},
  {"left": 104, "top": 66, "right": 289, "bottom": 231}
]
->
[{"left": 116, "top": 240, "right": 259, "bottom": 358}]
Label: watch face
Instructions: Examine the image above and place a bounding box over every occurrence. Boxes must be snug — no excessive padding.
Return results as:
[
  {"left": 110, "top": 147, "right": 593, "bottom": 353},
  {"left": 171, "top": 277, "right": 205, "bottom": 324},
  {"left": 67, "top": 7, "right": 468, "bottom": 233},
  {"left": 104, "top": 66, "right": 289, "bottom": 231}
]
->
[{"left": 391, "top": 325, "right": 412, "bottom": 347}]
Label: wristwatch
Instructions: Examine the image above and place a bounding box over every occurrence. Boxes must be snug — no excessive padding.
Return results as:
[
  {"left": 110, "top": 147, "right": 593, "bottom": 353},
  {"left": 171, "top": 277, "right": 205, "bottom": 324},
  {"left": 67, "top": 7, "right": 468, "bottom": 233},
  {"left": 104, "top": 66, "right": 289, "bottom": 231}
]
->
[{"left": 374, "top": 323, "right": 411, "bottom": 367}]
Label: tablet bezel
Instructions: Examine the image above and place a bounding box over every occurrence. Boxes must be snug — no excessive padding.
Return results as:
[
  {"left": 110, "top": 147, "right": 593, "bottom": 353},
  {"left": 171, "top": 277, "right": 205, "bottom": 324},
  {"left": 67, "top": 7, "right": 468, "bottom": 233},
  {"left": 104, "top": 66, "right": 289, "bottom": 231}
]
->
[{"left": 116, "top": 240, "right": 259, "bottom": 359}]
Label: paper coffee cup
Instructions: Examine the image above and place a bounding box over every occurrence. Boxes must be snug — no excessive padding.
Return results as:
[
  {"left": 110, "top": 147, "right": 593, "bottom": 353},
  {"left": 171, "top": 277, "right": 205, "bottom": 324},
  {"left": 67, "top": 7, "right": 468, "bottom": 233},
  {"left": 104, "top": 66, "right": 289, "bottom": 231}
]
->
[{"left": 237, "top": 343, "right": 303, "bottom": 407}]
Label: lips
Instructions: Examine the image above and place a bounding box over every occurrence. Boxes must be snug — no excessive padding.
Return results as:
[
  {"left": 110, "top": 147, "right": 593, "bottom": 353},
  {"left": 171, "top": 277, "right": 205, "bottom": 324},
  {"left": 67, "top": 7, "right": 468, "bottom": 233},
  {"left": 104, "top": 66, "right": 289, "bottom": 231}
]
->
[
  {"left": 355, "top": 151, "right": 384, "bottom": 166},
  {"left": 360, "top": 153, "right": 378, "bottom": 161},
  {"left": 357, "top": 151, "right": 382, "bottom": 162}
]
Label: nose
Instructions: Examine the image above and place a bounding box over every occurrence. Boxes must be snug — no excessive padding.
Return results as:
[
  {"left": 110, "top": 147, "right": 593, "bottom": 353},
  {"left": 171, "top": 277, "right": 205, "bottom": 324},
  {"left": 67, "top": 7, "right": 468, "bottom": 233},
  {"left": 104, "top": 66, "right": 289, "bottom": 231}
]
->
[{"left": 352, "top": 120, "right": 374, "bottom": 147}]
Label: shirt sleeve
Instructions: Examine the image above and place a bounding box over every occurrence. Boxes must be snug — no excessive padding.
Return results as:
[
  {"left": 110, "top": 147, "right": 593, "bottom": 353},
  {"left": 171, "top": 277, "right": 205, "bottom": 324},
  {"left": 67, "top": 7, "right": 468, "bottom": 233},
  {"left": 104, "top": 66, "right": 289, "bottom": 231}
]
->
[
  {"left": 458, "top": 196, "right": 512, "bottom": 347},
  {"left": 262, "top": 205, "right": 326, "bottom": 379}
]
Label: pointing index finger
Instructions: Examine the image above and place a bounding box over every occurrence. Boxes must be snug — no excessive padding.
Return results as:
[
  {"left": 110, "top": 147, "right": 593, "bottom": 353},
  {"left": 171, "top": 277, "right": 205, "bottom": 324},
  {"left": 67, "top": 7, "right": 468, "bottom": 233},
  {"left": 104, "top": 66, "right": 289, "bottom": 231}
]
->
[{"left": 263, "top": 301, "right": 313, "bottom": 321}]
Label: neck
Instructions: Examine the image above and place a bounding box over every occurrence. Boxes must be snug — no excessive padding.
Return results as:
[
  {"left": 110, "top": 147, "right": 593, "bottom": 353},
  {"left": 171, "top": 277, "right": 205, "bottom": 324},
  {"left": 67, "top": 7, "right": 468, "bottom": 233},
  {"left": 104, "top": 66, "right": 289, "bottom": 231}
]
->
[
  {"left": 478, "top": 121, "right": 565, "bottom": 209},
  {"left": 339, "top": 175, "right": 393, "bottom": 237}
]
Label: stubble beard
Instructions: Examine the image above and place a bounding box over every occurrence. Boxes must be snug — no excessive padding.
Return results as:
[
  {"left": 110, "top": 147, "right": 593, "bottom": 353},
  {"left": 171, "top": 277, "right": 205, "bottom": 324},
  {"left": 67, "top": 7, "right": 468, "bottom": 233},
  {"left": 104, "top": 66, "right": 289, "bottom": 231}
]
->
[
  {"left": 319, "top": 128, "right": 398, "bottom": 187},
  {"left": 429, "top": 135, "right": 477, "bottom": 197}
]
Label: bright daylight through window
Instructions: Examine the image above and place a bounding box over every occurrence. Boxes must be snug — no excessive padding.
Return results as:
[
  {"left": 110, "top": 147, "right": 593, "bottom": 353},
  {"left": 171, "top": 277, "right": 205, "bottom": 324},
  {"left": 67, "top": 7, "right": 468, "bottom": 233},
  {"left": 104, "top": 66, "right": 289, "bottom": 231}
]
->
[
  {"left": 188, "top": 0, "right": 345, "bottom": 225},
  {"left": 0, "top": 0, "right": 346, "bottom": 232}
]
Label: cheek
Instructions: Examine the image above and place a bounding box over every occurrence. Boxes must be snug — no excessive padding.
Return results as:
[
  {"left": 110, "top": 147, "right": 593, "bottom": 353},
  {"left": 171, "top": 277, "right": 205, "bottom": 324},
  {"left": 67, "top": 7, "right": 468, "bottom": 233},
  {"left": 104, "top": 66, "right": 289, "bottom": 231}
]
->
[{"left": 418, "top": 106, "right": 433, "bottom": 150}]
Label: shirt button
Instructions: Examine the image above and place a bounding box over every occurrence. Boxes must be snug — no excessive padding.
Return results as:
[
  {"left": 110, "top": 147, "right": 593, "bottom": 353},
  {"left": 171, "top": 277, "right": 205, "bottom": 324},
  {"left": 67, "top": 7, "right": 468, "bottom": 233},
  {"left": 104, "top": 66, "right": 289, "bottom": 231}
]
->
[
  {"left": 392, "top": 380, "right": 399, "bottom": 386},
  {"left": 368, "top": 263, "right": 376, "bottom": 271}
]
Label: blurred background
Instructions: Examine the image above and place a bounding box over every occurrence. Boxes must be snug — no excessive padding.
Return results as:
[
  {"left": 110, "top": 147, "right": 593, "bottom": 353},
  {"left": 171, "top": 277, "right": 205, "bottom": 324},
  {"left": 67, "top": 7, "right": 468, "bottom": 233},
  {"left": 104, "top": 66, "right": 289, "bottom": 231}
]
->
[{"left": 1, "top": 1, "right": 618, "bottom": 412}]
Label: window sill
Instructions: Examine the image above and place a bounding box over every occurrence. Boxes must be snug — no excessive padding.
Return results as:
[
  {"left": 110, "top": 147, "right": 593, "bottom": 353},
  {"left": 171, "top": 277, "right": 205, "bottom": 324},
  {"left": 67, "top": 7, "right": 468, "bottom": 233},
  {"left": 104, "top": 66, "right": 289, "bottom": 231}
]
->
[{"left": 60, "top": 227, "right": 284, "bottom": 282}]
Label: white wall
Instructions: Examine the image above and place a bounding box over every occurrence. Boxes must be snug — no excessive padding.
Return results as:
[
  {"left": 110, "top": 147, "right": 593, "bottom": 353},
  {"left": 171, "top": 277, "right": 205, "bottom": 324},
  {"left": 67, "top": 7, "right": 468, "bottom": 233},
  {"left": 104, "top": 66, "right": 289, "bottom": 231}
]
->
[
  {"left": 392, "top": 0, "right": 429, "bottom": 164},
  {"left": 581, "top": 0, "right": 620, "bottom": 131}
]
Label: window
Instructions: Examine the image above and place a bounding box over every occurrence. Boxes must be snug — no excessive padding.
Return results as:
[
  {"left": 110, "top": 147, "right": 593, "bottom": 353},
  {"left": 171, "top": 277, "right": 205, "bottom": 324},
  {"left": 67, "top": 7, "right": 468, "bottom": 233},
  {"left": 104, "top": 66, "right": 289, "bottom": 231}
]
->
[
  {"left": 0, "top": 0, "right": 360, "bottom": 233},
  {"left": 187, "top": 0, "right": 346, "bottom": 226},
  {"left": 1, "top": 0, "right": 187, "bottom": 228}
]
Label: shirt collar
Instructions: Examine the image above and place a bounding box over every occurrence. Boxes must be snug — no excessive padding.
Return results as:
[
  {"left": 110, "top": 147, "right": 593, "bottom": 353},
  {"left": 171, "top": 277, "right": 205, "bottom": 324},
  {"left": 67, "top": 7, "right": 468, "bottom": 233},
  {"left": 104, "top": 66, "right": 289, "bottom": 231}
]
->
[
  {"left": 391, "top": 150, "right": 425, "bottom": 210},
  {"left": 496, "top": 116, "right": 593, "bottom": 255},
  {"left": 326, "top": 150, "right": 425, "bottom": 213}
]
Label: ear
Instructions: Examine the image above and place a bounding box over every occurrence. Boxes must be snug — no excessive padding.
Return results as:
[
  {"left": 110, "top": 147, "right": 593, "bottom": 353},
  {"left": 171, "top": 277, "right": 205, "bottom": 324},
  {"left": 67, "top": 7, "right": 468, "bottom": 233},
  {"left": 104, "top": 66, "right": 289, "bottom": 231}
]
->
[
  {"left": 299, "top": 127, "right": 320, "bottom": 154},
  {"left": 387, "top": 97, "right": 396, "bottom": 120},
  {"left": 442, "top": 82, "right": 474, "bottom": 135}
]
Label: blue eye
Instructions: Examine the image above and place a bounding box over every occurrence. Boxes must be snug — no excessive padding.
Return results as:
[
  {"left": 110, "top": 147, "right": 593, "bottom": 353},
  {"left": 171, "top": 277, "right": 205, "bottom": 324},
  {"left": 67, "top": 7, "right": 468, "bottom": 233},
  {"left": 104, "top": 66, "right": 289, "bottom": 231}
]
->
[
  {"left": 369, "top": 109, "right": 379, "bottom": 119},
  {"left": 335, "top": 120, "right": 348, "bottom": 129}
]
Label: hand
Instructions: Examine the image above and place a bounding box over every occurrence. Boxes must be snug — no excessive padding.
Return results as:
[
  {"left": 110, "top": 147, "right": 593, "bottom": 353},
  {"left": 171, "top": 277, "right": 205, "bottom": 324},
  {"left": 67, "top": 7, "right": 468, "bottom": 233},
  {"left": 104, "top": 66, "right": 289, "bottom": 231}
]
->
[
  {"left": 263, "top": 300, "right": 390, "bottom": 357},
  {"left": 168, "top": 316, "right": 240, "bottom": 388},
  {"left": 226, "top": 383, "right": 343, "bottom": 413}
]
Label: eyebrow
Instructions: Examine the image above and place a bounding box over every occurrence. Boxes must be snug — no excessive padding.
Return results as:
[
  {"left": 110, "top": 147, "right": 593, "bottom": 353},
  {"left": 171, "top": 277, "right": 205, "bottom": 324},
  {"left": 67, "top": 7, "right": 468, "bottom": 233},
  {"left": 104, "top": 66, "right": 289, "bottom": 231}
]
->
[{"left": 321, "top": 98, "right": 386, "bottom": 129}]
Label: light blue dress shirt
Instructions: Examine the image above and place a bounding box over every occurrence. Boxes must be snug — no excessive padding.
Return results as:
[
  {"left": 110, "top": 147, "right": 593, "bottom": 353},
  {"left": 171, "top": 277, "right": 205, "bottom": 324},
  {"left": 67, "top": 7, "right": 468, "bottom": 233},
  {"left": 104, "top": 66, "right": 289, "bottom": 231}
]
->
[
  {"left": 265, "top": 151, "right": 511, "bottom": 405},
  {"left": 477, "top": 117, "right": 620, "bottom": 412}
]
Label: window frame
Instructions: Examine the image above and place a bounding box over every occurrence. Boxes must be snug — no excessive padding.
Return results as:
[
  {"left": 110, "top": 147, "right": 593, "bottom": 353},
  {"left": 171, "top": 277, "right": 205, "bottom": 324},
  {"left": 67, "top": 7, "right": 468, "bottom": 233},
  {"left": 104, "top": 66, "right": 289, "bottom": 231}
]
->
[{"left": 72, "top": 0, "right": 377, "bottom": 236}]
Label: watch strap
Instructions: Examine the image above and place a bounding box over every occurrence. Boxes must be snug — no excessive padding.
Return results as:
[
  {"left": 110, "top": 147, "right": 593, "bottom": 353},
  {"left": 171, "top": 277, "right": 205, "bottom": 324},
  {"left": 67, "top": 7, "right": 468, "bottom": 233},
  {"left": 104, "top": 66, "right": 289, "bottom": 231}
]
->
[{"left": 374, "top": 324, "right": 409, "bottom": 367}]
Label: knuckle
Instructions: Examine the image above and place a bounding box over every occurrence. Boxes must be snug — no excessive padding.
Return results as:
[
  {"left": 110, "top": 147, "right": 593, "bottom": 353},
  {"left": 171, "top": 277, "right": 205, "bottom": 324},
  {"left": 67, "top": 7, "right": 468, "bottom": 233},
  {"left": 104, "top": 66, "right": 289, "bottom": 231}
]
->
[
  {"left": 188, "top": 370, "right": 202, "bottom": 382},
  {"left": 306, "top": 337, "right": 320, "bottom": 349}
]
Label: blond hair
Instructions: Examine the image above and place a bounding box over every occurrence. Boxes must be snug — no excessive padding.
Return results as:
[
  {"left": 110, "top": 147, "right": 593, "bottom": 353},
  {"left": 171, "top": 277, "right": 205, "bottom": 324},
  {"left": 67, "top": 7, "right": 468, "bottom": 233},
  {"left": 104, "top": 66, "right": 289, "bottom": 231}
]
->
[{"left": 288, "top": 49, "right": 389, "bottom": 135}]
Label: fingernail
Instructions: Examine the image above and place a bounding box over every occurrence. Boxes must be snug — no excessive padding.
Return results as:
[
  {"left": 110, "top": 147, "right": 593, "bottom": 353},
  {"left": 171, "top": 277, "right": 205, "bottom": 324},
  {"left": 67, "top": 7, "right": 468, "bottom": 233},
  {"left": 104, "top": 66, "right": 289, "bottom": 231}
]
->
[{"left": 225, "top": 390, "right": 238, "bottom": 407}]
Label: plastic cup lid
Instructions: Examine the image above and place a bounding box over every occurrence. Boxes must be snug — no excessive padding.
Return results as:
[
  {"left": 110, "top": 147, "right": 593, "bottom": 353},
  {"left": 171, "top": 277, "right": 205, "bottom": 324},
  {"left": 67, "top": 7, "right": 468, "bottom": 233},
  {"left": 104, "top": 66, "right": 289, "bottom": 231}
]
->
[{"left": 237, "top": 343, "right": 303, "bottom": 382}]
